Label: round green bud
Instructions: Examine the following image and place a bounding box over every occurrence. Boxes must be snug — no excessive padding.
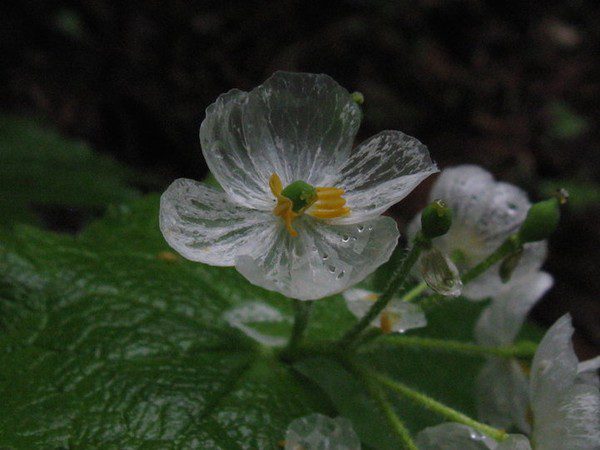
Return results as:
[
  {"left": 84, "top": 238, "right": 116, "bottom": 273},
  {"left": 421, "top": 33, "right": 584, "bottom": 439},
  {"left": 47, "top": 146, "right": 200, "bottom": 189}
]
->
[
  {"left": 518, "top": 197, "right": 561, "bottom": 243},
  {"left": 351, "top": 91, "right": 364, "bottom": 105},
  {"left": 421, "top": 199, "right": 452, "bottom": 239},
  {"left": 281, "top": 180, "right": 317, "bottom": 213}
]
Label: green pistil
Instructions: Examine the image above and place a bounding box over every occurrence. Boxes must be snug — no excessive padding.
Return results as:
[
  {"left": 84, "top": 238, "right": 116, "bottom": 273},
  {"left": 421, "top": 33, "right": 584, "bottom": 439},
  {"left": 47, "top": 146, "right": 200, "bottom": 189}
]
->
[{"left": 281, "top": 180, "right": 317, "bottom": 213}]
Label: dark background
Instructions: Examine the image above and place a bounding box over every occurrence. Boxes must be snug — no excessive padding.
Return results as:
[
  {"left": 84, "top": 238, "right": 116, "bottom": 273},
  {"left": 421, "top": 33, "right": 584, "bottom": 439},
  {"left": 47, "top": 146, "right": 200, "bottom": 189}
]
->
[{"left": 2, "top": 0, "right": 598, "bottom": 356}]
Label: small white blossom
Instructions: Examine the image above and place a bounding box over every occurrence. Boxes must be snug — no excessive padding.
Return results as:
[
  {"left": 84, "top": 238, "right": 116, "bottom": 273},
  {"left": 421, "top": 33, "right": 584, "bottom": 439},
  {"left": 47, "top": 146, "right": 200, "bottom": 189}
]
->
[
  {"left": 409, "top": 165, "right": 547, "bottom": 300},
  {"left": 343, "top": 288, "right": 426, "bottom": 333},
  {"left": 474, "top": 271, "right": 554, "bottom": 433},
  {"left": 285, "top": 413, "right": 361, "bottom": 450},
  {"left": 418, "top": 314, "right": 600, "bottom": 450},
  {"left": 160, "top": 72, "right": 437, "bottom": 300}
]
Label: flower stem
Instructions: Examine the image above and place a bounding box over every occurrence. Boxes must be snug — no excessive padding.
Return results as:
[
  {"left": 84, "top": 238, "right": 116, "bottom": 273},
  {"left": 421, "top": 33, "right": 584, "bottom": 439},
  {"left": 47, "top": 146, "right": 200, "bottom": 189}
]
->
[
  {"left": 372, "top": 372, "right": 508, "bottom": 442},
  {"left": 368, "top": 335, "right": 538, "bottom": 359},
  {"left": 420, "top": 236, "right": 521, "bottom": 310},
  {"left": 400, "top": 281, "right": 428, "bottom": 302},
  {"left": 353, "top": 364, "right": 418, "bottom": 450},
  {"left": 286, "top": 299, "right": 313, "bottom": 353},
  {"left": 340, "top": 233, "right": 429, "bottom": 347}
]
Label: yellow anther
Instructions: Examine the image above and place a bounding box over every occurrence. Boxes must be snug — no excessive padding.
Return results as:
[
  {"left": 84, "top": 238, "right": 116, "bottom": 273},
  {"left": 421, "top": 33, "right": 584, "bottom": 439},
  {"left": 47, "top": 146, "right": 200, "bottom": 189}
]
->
[
  {"left": 269, "top": 173, "right": 351, "bottom": 237},
  {"left": 380, "top": 312, "right": 393, "bottom": 334}
]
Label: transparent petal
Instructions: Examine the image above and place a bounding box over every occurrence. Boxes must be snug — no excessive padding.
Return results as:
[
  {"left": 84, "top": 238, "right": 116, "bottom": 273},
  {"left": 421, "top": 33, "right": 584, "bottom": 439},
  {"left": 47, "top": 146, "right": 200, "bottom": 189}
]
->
[
  {"left": 577, "top": 356, "right": 600, "bottom": 387},
  {"left": 475, "top": 271, "right": 553, "bottom": 346},
  {"left": 462, "top": 241, "right": 547, "bottom": 300},
  {"left": 242, "top": 72, "right": 362, "bottom": 187},
  {"left": 415, "top": 423, "right": 497, "bottom": 449},
  {"left": 159, "top": 179, "right": 274, "bottom": 266},
  {"left": 533, "top": 383, "right": 600, "bottom": 450},
  {"left": 200, "top": 89, "right": 273, "bottom": 210},
  {"left": 343, "top": 288, "right": 426, "bottom": 333},
  {"left": 419, "top": 247, "right": 463, "bottom": 297},
  {"left": 285, "top": 413, "right": 361, "bottom": 450},
  {"left": 476, "top": 359, "right": 531, "bottom": 434},
  {"left": 334, "top": 131, "right": 437, "bottom": 221},
  {"left": 236, "top": 216, "right": 399, "bottom": 301},
  {"left": 496, "top": 435, "right": 532, "bottom": 450},
  {"left": 530, "top": 314, "right": 579, "bottom": 417},
  {"left": 223, "top": 302, "right": 291, "bottom": 347}
]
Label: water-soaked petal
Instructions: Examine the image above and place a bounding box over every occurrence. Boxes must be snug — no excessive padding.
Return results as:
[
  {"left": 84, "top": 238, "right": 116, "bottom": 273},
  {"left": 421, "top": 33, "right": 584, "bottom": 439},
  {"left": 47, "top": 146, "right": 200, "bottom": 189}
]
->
[
  {"left": 285, "top": 413, "right": 361, "bottom": 450},
  {"left": 343, "top": 288, "right": 426, "bottom": 333},
  {"left": 159, "top": 179, "right": 274, "bottom": 265},
  {"left": 335, "top": 131, "right": 438, "bottom": 221},
  {"left": 223, "top": 302, "right": 291, "bottom": 347},
  {"left": 236, "top": 216, "right": 398, "bottom": 300}
]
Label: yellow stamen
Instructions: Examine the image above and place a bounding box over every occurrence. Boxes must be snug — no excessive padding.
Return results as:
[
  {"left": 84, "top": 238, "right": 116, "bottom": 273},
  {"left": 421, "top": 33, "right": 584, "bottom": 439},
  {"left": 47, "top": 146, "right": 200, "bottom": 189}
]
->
[
  {"left": 269, "top": 173, "right": 351, "bottom": 237},
  {"left": 380, "top": 312, "right": 393, "bottom": 334},
  {"left": 308, "top": 186, "right": 350, "bottom": 220}
]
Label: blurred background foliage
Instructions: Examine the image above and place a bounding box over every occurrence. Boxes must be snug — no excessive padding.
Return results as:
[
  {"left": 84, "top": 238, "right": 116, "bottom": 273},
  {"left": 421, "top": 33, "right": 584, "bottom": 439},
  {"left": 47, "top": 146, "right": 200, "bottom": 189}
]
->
[{"left": 1, "top": 0, "right": 598, "bottom": 355}]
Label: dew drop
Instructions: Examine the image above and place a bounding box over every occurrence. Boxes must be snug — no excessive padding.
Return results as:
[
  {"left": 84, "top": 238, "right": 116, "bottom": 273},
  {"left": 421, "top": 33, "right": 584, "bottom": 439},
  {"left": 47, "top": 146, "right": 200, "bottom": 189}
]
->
[
  {"left": 357, "top": 225, "right": 365, "bottom": 233},
  {"left": 367, "top": 225, "right": 373, "bottom": 231},
  {"left": 328, "top": 265, "right": 336, "bottom": 273},
  {"left": 337, "top": 270, "right": 345, "bottom": 279},
  {"left": 342, "top": 235, "right": 350, "bottom": 243},
  {"left": 322, "top": 253, "right": 329, "bottom": 261}
]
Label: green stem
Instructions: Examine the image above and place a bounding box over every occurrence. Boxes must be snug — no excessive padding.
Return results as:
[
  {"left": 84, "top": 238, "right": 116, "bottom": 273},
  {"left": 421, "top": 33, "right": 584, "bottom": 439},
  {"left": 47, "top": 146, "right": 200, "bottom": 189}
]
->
[
  {"left": 286, "top": 299, "right": 313, "bottom": 353},
  {"left": 354, "top": 365, "right": 418, "bottom": 449},
  {"left": 372, "top": 372, "right": 508, "bottom": 442},
  {"left": 340, "top": 233, "right": 429, "bottom": 346},
  {"left": 368, "top": 335, "right": 538, "bottom": 359},
  {"left": 420, "top": 236, "right": 521, "bottom": 310},
  {"left": 400, "top": 281, "right": 428, "bottom": 302}
]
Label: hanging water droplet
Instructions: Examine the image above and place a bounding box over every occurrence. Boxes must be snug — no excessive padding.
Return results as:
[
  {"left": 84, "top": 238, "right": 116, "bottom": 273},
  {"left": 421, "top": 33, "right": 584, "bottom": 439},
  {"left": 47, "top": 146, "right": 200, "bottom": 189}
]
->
[
  {"left": 342, "top": 234, "right": 350, "bottom": 243},
  {"left": 357, "top": 225, "right": 365, "bottom": 233},
  {"left": 419, "top": 248, "right": 463, "bottom": 297}
]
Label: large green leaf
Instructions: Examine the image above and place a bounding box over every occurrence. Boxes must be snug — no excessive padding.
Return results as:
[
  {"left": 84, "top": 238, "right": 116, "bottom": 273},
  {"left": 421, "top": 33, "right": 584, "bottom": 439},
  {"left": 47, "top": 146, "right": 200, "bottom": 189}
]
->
[
  {"left": 0, "top": 195, "right": 544, "bottom": 449},
  {"left": 0, "top": 116, "right": 140, "bottom": 229}
]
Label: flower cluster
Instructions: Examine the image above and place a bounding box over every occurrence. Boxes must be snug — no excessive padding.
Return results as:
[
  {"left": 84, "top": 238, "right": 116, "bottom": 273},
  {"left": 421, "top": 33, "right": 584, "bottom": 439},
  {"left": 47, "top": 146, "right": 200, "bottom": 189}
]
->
[{"left": 160, "top": 73, "right": 598, "bottom": 450}]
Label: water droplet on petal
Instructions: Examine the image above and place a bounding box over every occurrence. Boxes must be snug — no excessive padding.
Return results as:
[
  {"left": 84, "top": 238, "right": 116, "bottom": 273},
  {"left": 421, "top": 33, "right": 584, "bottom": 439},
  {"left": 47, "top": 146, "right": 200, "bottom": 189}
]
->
[
  {"left": 328, "top": 265, "right": 336, "bottom": 273},
  {"left": 357, "top": 225, "right": 365, "bottom": 232},
  {"left": 342, "top": 234, "right": 350, "bottom": 242}
]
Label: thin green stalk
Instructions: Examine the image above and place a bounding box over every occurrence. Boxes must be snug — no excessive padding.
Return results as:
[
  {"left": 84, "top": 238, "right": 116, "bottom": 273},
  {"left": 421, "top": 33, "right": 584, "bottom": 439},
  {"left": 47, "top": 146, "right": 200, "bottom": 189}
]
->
[
  {"left": 372, "top": 372, "right": 508, "bottom": 442},
  {"left": 420, "top": 236, "right": 521, "bottom": 310},
  {"left": 286, "top": 299, "right": 313, "bottom": 353},
  {"left": 400, "top": 281, "right": 428, "bottom": 302},
  {"left": 354, "top": 365, "right": 418, "bottom": 450},
  {"left": 340, "top": 233, "right": 429, "bottom": 346},
  {"left": 368, "top": 335, "right": 538, "bottom": 359}
]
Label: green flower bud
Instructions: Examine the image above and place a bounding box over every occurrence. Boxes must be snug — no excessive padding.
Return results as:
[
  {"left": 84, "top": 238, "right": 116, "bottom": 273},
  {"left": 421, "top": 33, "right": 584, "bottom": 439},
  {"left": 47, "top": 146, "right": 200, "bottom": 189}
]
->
[
  {"left": 518, "top": 196, "right": 563, "bottom": 243},
  {"left": 351, "top": 91, "right": 364, "bottom": 105},
  {"left": 281, "top": 180, "right": 317, "bottom": 213},
  {"left": 421, "top": 199, "right": 452, "bottom": 239}
]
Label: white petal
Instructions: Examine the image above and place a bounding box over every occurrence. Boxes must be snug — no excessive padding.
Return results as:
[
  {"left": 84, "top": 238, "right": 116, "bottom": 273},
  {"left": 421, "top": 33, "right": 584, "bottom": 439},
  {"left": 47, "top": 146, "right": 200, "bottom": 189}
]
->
[
  {"left": 476, "top": 359, "right": 531, "bottom": 434},
  {"left": 533, "top": 383, "right": 600, "bottom": 450},
  {"left": 462, "top": 241, "right": 547, "bottom": 300},
  {"left": 159, "top": 178, "right": 274, "bottom": 266},
  {"left": 343, "top": 288, "right": 426, "bottom": 333},
  {"left": 577, "top": 356, "right": 600, "bottom": 387},
  {"left": 236, "top": 216, "right": 399, "bottom": 300},
  {"left": 243, "top": 72, "right": 362, "bottom": 187},
  {"left": 496, "top": 435, "right": 532, "bottom": 450},
  {"left": 223, "top": 302, "right": 290, "bottom": 347},
  {"left": 474, "top": 272, "right": 553, "bottom": 346},
  {"left": 530, "top": 314, "right": 579, "bottom": 416},
  {"left": 335, "top": 131, "right": 437, "bottom": 220},
  {"left": 415, "top": 423, "right": 497, "bottom": 449},
  {"left": 200, "top": 89, "right": 273, "bottom": 210},
  {"left": 285, "top": 413, "right": 361, "bottom": 450}
]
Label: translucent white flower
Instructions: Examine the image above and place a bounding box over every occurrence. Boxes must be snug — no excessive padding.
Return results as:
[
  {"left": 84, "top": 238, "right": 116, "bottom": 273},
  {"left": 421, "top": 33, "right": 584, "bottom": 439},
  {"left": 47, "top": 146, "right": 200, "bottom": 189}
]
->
[
  {"left": 409, "top": 165, "right": 547, "bottom": 300},
  {"left": 416, "top": 423, "right": 531, "bottom": 449},
  {"left": 474, "top": 271, "right": 554, "bottom": 433},
  {"left": 419, "top": 314, "right": 600, "bottom": 450},
  {"left": 160, "top": 72, "right": 437, "bottom": 300},
  {"left": 223, "top": 301, "right": 290, "bottom": 347},
  {"left": 343, "top": 288, "right": 426, "bottom": 333},
  {"left": 285, "top": 413, "right": 361, "bottom": 450}
]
